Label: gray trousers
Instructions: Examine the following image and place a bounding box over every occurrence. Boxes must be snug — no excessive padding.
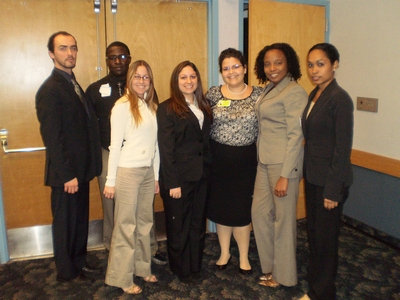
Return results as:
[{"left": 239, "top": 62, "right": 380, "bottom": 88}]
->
[
  {"left": 98, "top": 148, "right": 158, "bottom": 254},
  {"left": 105, "top": 166, "right": 154, "bottom": 288},
  {"left": 251, "top": 162, "right": 299, "bottom": 287}
]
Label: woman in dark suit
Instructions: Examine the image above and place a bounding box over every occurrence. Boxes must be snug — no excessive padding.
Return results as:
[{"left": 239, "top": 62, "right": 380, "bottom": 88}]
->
[
  {"left": 157, "top": 61, "right": 212, "bottom": 283},
  {"left": 300, "top": 43, "right": 354, "bottom": 300}
]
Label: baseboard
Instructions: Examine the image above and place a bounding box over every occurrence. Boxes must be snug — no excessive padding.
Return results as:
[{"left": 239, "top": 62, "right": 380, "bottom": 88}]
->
[
  {"left": 341, "top": 214, "right": 400, "bottom": 249},
  {"left": 6, "top": 211, "right": 166, "bottom": 261}
]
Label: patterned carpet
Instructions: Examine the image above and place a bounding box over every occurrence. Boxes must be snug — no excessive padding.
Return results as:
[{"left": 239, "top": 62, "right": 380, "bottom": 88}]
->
[{"left": 0, "top": 219, "right": 399, "bottom": 300}]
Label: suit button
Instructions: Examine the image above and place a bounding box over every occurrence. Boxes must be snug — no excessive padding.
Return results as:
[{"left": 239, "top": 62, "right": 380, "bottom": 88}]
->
[
  {"left": 198, "top": 152, "right": 202, "bottom": 156},
  {"left": 142, "top": 150, "right": 146, "bottom": 154},
  {"left": 199, "top": 139, "right": 203, "bottom": 143}
]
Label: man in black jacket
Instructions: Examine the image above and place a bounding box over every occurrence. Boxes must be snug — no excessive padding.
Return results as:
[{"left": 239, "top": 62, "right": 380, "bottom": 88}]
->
[{"left": 36, "top": 31, "right": 102, "bottom": 282}]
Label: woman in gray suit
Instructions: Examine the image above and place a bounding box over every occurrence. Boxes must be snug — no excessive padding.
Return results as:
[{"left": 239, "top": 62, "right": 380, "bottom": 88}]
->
[
  {"left": 251, "top": 43, "right": 307, "bottom": 288},
  {"left": 299, "top": 43, "right": 353, "bottom": 300}
]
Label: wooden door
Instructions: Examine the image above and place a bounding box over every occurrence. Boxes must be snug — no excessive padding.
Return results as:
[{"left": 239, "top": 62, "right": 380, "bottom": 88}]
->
[
  {"left": 248, "top": 0, "right": 326, "bottom": 218},
  {"left": 104, "top": 0, "right": 208, "bottom": 211},
  {"left": 0, "top": 0, "right": 105, "bottom": 229}
]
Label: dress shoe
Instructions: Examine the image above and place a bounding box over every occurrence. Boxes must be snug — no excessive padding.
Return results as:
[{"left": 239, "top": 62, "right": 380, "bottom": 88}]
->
[
  {"left": 259, "top": 273, "right": 272, "bottom": 281},
  {"left": 81, "top": 264, "right": 102, "bottom": 273},
  {"left": 258, "top": 278, "right": 280, "bottom": 288},
  {"left": 239, "top": 267, "right": 252, "bottom": 275},
  {"left": 191, "top": 271, "right": 203, "bottom": 280},
  {"left": 57, "top": 273, "right": 89, "bottom": 283},
  {"left": 152, "top": 252, "right": 168, "bottom": 265},
  {"left": 177, "top": 275, "right": 193, "bottom": 284},
  {"left": 215, "top": 255, "right": 231, "bottom": 270}
]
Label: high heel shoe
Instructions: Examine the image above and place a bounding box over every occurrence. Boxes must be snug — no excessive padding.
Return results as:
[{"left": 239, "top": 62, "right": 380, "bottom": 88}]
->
[
  {"left": 239, "top": 267, "right": 252, "bottom": 275},
  {"left": 215, "top": 255, "right": 231, "bottom": 270}
]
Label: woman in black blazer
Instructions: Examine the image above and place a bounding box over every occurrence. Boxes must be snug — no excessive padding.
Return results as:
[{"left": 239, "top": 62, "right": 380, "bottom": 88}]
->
[
  {"left": 157, "top": 61, "right": 212, "bottom": 283},
  {"left": 300, "top": 43, "right": 354, "bottom": 300}
]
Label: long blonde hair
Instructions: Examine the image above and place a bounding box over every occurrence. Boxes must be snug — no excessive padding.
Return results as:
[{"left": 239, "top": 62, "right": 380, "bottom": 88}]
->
[{"left": 125, "top": 60, "right": 158, "bottom": 127}]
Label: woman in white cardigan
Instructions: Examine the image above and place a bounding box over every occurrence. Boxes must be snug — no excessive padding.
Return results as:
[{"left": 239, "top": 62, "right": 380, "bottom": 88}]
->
[{"left": 104, "top": 60, "right": 159, "bottom": 295}]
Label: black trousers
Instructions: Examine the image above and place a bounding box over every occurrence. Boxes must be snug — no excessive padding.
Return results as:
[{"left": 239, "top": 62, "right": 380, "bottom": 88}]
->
[
  {"left": 305, "top": 181, "right": 347, "bottom": 300},
  {"left": 51, "top": 182, "right": 89, "bottom": 280},
  {"left": 160, "top": 178, "right": 207, "bottom": 278}
]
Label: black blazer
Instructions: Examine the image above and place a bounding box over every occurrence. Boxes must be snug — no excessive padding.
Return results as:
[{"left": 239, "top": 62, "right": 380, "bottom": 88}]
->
[
  {"left": 157, "top": 99, "right": 211, "bottom": 190},
  {"left": 301, "top": 79, "right": 353, "bottom": 202},
  {"left": 36, "top": 69, "right": 102, "bottom": 187}
]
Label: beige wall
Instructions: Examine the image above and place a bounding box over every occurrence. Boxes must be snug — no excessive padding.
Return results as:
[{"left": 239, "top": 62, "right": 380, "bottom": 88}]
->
[{"left": 330, "top": 0, "right": 400, "bottom": 160}]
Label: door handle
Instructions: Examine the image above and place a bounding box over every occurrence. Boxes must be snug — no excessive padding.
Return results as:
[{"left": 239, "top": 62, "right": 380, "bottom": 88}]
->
[
  {"left": 0, "top": 129, "right": 45, "bottom": 154},
  {"left": 111, "top": 0, "right": 118, "bottom": 14},
  {"left": 94, "top": 0, "right": 101, "bottom": 13},
  {"left": 94, "top": 0, "right": 103, "bottom": 79}
]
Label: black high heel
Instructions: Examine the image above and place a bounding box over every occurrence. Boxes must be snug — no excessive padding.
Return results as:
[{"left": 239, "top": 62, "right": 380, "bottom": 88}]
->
[
  {"left": 215, "top": 255, "right": 231, "bottom": 270},
  {"left": 239, "top": 267, "right": 252, "bottom": 275}
]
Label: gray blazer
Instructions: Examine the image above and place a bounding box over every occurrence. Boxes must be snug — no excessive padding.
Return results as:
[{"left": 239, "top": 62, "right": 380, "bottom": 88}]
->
[{"left": 255, "top": 76, "right": 308, "bottom": 179}]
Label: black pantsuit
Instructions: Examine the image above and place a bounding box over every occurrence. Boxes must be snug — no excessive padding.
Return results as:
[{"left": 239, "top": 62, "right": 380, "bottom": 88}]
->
[
  {"left": 301, "top": 79, "right": 353, "bottom": 300},
  {"left": 305, "top": 182, "right": 347, "bottom": 299},
  {"left": 157, "top": 98, "right": 211, "bottom": 279},
  {"left": 160, "top": 178, "right": 207, "bottom": 277}
]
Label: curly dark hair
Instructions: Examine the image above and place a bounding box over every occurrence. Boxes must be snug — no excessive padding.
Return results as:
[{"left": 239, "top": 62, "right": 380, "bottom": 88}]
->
[
  {"left": 254, "top": 43, "right": 302, "bottom": 84},
  {"left": 218, "top": 48, "right": 246, "bottom": 73}
]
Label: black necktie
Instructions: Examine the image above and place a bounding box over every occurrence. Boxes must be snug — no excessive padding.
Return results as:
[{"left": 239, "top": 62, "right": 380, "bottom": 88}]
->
[{"left": 71, "top": 78, "right": 90, "bottom": 117}]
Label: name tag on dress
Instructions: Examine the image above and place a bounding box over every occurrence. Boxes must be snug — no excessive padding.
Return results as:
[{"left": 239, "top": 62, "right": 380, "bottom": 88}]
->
[{"left": 217, "top": 99, "right": 231, "bottom": 107}]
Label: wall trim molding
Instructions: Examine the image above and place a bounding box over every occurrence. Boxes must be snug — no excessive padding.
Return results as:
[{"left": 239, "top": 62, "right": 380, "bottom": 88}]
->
[
  {"left": 351, "top": 149, "right": 400, "bottom": 178},
  {"left": 341, "top": 215, "right": 400, "bottom": 249}
]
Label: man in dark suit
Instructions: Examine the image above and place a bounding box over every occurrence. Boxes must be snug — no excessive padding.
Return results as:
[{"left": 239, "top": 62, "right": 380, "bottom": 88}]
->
[{"left": 35, "top": 31, "right": 102, "bottom": 283}]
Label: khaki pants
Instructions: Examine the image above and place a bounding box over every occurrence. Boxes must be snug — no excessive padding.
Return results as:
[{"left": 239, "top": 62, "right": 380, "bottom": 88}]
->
[
  {"left": 251, "top": 162, "right": 299, "bottom": 287},
  {"left": 99, "top": 148, "right": 159, "bottom": 253},
  {"left": 105, "top": 166, "right": 154, "bottom": 289}
]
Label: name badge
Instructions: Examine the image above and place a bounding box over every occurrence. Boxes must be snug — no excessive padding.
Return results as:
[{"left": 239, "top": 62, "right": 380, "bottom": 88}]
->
[
  {"left": 99, "top": 84, "right": 111, "bottom": 97},
  {"left": 217, "top": 99, "right": 231, "bottom": 107}
]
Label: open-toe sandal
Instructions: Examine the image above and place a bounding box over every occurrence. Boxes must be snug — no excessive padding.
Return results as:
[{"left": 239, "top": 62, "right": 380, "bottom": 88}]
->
[
  {"left": 259, "top": 273, "right": 273, "bottom": 281},
  {"left": 143, "top": 274, "right": 158, "bottom": 283},
  {"left": 258, "top": 278, "right": 280, "bottom": 288},
  {"left": 123, "top": 284, "right": 142, "bottom": 295}
]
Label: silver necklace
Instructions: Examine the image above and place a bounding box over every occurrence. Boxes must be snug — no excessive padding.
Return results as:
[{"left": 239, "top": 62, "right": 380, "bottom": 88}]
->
[{"left": 227, "top": 84, "right": 247, "bottom": 94}]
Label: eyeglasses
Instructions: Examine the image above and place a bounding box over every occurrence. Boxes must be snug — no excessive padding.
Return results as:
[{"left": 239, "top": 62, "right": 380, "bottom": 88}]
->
[
  {"left": 133, "top": 74, "right": 150, "bottom": 81},
  {"left": 222, "top": 64, "right": 243, "bottom": 72},
  {"left": 107, "top": 54, "right": 130, "bottom": 61}
]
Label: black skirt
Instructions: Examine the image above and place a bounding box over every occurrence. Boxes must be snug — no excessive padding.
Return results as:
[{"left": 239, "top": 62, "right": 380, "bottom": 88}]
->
[{"left": 207, "top": 139, "right": 257, "bottom": 226}]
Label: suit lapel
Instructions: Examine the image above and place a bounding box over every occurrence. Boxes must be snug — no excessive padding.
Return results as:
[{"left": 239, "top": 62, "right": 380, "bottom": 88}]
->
[
  {"left": 52, "top": 70, "right": 91, "bottom": 119},
  {"left": 187, "top": 108, "right": 202, "bottom": 133},
  {"left": 306, "top": 79, "right": 338, "bottom": 122},
  {"left": 258, "top": 76, "right": 292, "bottom": 104}
]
